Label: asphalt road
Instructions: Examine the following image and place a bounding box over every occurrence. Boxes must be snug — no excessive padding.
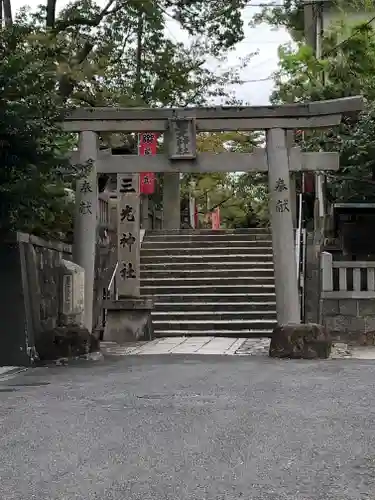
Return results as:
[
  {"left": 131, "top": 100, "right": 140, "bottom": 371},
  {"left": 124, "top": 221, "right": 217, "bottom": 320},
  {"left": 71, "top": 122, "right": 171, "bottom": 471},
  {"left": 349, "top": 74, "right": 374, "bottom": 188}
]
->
[{"left": 0, "top": 355, "right": 375, "bottom": 500}]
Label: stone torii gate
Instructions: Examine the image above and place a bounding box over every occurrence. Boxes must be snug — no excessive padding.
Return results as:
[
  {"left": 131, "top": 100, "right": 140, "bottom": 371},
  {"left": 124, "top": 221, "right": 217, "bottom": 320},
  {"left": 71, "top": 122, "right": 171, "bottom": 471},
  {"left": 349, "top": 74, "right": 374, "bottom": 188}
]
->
[{"left": 64, "top": 96, "right": 362, "bottom": 333}]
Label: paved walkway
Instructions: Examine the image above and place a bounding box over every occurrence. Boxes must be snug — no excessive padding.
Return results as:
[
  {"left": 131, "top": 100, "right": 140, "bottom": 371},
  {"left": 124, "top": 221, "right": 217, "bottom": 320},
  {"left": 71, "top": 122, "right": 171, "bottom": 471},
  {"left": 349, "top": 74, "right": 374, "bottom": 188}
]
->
[
  {"left": 101, "top": 337, "right": 271, "bottom": 356},
  {"left": 101, "top": 337, "right": 375, "bottom": 359}
]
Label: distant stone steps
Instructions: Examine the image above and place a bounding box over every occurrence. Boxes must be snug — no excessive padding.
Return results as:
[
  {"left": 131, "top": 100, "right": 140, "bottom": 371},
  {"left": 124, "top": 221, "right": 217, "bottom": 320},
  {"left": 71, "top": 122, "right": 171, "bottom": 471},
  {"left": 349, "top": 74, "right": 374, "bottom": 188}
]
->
[{"left": 140, "top": 229, "right": 277, "bottom": 338}]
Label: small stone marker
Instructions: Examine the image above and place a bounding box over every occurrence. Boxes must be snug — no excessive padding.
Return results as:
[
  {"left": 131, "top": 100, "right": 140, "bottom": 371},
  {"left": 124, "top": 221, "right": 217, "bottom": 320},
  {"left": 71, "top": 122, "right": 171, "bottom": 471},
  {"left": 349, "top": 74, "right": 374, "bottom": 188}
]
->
[{"left": 60, "top": 259, "right": 85, "bottom": 326}]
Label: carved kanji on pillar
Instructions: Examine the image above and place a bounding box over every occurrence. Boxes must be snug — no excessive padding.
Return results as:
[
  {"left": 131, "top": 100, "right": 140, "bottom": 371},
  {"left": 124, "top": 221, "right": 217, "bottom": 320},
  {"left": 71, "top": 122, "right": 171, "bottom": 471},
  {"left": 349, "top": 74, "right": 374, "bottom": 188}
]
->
[{"left": 117, "top": 173, "right": 140, "bottom": 297}]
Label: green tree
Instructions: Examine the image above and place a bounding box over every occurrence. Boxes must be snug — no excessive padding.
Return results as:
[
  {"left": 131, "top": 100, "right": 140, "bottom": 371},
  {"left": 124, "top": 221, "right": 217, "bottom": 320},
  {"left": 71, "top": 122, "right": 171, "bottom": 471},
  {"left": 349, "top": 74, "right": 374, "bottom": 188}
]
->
[
  {"left": 7, "top": 0, "right": 252, "bottom": 103},
  {"left": 271, "top": 22, "right": 375, "bottom": 202},
  {"left": 1, "top": 0, "right": 259, "bottom": 237},
  {"left": 0, "top": 25, "right": 82, "bottom": 238},
  {"left": 180, "top": 131, "right": 269, "bottom": 228},
  {"left": 251, "top": 0, "right": 305, "bottom": 41}
]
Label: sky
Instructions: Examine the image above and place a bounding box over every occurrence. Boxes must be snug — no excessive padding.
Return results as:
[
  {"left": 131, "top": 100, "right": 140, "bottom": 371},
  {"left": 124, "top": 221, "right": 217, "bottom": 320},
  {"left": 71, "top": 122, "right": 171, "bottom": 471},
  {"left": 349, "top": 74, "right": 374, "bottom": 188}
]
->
[
  {"left": 165, "top": 3, "right": 292, "bottom": 105},
  {"left": 11, "top": 0, "right": 292, "bottom": 105}
]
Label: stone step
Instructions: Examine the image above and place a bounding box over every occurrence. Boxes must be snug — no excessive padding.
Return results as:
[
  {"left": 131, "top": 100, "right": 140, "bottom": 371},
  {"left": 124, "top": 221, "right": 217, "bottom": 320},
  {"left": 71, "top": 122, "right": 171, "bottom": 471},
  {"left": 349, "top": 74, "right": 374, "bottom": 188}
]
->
[
  {"left": 141, "top": 283, "right": 275, "bottom": 295},
  {"left": 141, "top": 287, "right": 276, "bottom": 303},
  {"left": 145, "top": 233, "right": 272, "bottom": 242},
  {"left": 153, "top": 318, "right": 276, "bottom": 328},
  {"left": 153, "top": 301, "right": 276, "bottom": 312},
  {"left": 146, "top": 228, "right": 271, "bottom": 236},
  {"left": 141, "top": 254, "right": 274, "bottom": 264},
  {"left": 152, "top": 310, "right": 277, "bottom": 321},
  {"left": 141, "top": 268, "right": 274, "bottom": 279},
  {"left": 142, "top": 240, "right": 273, "bottom": 249},
  {"left": 152, "top": 329, "right": 273, "bottom": 338},
  {"left": 141, "top": 246, "right": 273, "bottom": 257},
  {"left": 141, "top": 261, "right": 274, "bottom": 271},
  {"left": 141, "top": 278, "right": 275, "bottom": 296},
  {"left": 142, "top": 275, "right": 274, "bottom": 284},
  {"left": 142, "top": 293, "right": 276, "bottom": 303}
]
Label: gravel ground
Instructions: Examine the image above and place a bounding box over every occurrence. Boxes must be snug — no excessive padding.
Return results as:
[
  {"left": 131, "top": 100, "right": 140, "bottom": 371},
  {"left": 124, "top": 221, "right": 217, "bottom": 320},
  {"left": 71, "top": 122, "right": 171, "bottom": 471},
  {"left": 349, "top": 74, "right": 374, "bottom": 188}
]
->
[{"left": 0, "top": 355, "right": 375, "bottom": 499}]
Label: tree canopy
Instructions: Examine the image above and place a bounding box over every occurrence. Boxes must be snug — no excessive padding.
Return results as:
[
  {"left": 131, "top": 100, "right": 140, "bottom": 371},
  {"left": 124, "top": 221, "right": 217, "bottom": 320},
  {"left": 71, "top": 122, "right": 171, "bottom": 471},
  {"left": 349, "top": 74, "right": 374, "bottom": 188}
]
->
[
  {"left": 0, "top": 25, "right": 80, "bottom": 238},
  {"left": 180, "top": 131, "right": 269, "bottom": 228},
  {"left": 271, "top": 20, "right": 375, "bottom": 203},
  {"left": 0, "top": 0, "right": 260, "bottom": 236}
]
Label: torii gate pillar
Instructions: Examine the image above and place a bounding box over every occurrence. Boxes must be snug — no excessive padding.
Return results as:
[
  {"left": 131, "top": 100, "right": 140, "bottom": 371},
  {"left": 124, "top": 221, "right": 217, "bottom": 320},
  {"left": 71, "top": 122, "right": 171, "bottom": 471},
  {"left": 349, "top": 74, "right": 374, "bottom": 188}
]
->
[
  {"left": 267, "top": 128, "right": 300, "bottom": 324},
  {"left": 73, "top": 131, "right": 98, "bottom": 333},
  {"left": 163, "top": 172, "right": 180, "bottom": 229}
]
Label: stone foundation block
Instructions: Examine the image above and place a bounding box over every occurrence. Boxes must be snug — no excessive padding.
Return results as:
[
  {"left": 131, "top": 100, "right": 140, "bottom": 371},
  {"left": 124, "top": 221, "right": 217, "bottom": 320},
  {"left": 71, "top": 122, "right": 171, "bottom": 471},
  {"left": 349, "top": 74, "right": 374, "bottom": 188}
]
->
[
  {"left": 103, "top": 298, "right": 154, "bottom": 344},
  {"left": 36, "top": 324, "right": 99, "bottom": 362},
  {"left": 269, "top": 323, "right": 332, "bottom": 359}
]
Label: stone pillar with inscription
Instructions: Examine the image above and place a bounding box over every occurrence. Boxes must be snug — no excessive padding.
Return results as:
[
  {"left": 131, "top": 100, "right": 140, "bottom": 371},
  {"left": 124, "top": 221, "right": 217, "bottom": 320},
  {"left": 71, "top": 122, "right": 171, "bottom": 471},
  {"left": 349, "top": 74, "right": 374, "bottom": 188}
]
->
[
  {"left": 266, "top": 128, "right": 300, "bottom": 326},
  {"left": 116, "top": 173, "right": 140, "bottom": 297},
  {"left": 103, "top": 173, "right": 154, "bottom": 343},
  {"left": 73, "top": 131, "right": 98, "bottom": 332}
]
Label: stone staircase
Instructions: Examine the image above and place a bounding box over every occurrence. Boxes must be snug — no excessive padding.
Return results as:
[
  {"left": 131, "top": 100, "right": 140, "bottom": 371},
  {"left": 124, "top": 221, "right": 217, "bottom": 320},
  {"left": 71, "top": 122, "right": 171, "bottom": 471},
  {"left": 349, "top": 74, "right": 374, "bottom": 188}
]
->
[{"left": 140, "top": 229, "right": 277, "bottom": 338}]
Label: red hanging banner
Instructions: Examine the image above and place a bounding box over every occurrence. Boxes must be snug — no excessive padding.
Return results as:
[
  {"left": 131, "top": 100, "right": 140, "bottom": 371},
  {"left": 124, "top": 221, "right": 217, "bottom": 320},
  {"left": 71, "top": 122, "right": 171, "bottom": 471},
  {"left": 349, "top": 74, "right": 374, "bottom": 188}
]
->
[
  {"left": 140, "top": 172, "right": 156, "bottom": 195},
  {"left": 139, "top": 132, "right": 158, "bottom": 156},
  {"left": 139, "top": 132, "right": 158, "bottom": 194},
  {"left": 211, "top": 207, "right": 221, "bottom": 230}
]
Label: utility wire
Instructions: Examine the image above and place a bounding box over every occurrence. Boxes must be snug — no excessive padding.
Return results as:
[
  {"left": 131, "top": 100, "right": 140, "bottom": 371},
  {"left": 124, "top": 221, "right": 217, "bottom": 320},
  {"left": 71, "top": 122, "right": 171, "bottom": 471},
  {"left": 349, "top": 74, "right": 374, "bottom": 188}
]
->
[{"left": 242, "top": 76, "right": 273, "bottom": 83}]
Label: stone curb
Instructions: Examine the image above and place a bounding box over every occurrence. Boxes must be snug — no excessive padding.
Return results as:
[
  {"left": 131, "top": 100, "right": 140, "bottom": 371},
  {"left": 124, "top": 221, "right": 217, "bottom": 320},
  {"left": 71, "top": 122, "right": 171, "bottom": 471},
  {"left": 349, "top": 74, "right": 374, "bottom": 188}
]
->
[{"left": 0, "top": 367, "right": 27, "bottom": 380}]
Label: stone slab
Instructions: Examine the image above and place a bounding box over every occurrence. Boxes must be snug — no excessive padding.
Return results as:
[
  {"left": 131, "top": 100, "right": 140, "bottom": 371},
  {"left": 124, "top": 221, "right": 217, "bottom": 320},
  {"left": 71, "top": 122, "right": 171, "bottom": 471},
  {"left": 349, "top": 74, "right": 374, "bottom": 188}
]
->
[
  {"left": 100, "top": 337, "right": 273, "bottom": 356},
  {"left": 0, "top": 366, "right": 22, "bottom": 377},
  {"left": 104, "top": 298, "right": 154, "bottom": 310},
  {"left": 103, "top": 307, "right": 153, "bottom": 343},
  {"left": 351, "top": 347, "right": 375, "bottom": 359},
  {"left": 197, "top": 338, "right": 239, "bottom": 354},
  {"left": 171, "top": 338, "right": 212, "bottom": 354},
  {"left": 225, "top": 338, "right": 247, "bottom": 354}
]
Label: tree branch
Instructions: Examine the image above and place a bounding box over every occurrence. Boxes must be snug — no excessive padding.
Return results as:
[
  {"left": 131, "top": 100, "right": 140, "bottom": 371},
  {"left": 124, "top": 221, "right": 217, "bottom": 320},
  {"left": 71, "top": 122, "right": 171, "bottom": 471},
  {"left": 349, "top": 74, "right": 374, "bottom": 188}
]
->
[
  {"left": 54, "top": 0, "right": 121, "bottom": 33},
  {"left": 326, "top": 173, "right": 375, "bottom": 186},
  {"left": 58, "top": 40, "right": 94, "bottom": 98}
]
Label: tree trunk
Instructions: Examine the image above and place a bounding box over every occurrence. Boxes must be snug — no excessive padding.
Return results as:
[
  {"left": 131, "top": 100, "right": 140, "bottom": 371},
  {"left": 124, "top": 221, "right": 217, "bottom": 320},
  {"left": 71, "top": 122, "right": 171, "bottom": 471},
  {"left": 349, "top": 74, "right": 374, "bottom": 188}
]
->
[
  {"left": 46, "top": 0, "right": 57, "bottom": 28},
  {"left": 134, "top": 10, "right": 144, "bottom": 98}
]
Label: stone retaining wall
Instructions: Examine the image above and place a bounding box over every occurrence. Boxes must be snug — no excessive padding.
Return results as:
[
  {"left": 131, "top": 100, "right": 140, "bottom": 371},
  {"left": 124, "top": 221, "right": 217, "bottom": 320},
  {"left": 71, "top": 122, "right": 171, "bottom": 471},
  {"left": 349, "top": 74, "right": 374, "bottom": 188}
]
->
[
  {"left": 0, "top": 233, "right": 73, "bottom": 365},
  {"left": 321, "top": 298, "right": 375, "bottom": 345}
]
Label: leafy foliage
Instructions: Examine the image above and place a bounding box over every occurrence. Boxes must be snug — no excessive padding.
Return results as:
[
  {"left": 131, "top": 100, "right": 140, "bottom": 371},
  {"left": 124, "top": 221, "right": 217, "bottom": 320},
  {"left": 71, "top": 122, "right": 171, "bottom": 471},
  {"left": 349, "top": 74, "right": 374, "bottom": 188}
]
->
[
  {"left": 11, "top": 0, "right": 251, "bottom": 106},
  {"left": 180, "top": 131, "right": 269, "bottom": 228},
  {"left": 271, "top": 22, "right": 375, "bottom": 202},
  {"left": 251, "top": 0, "right": 305, "bottom": 41},
  {"left": 1, "top": 0, "right": 259, "bottom": 235},
  {"left": 0, "top": 25, "right": 79, "bottom": 238}
]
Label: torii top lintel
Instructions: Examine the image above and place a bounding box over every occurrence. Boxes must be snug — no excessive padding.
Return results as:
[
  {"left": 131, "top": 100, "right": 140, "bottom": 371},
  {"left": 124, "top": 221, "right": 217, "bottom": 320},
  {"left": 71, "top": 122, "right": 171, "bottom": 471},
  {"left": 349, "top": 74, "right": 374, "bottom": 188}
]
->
[{"left": 63, "top": 96, "right": 363, "bottom": 133}]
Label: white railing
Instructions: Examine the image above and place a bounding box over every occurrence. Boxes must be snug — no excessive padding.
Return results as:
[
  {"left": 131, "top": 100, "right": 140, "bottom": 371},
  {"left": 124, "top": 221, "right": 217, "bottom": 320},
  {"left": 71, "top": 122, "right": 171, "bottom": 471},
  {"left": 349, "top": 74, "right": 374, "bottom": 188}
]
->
[
  {"left": 98, "top": 193, "right": 110, "bottom": 227},
  {"left": 295, "top": 193, "right": 306, "bottom": 321},
  {"left": 321, "top": 252, "right": 375, "bottom": 298},
  {"left": 295, "top": 193, "right": 303, "bottom": 275}
]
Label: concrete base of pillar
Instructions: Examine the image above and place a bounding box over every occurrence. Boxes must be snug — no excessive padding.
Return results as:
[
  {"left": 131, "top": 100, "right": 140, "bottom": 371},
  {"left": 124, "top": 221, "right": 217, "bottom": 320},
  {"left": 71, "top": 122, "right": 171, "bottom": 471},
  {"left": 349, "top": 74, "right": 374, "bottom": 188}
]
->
[{"left": 103, "top": 298, "right": 154, "bottom": 343}]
